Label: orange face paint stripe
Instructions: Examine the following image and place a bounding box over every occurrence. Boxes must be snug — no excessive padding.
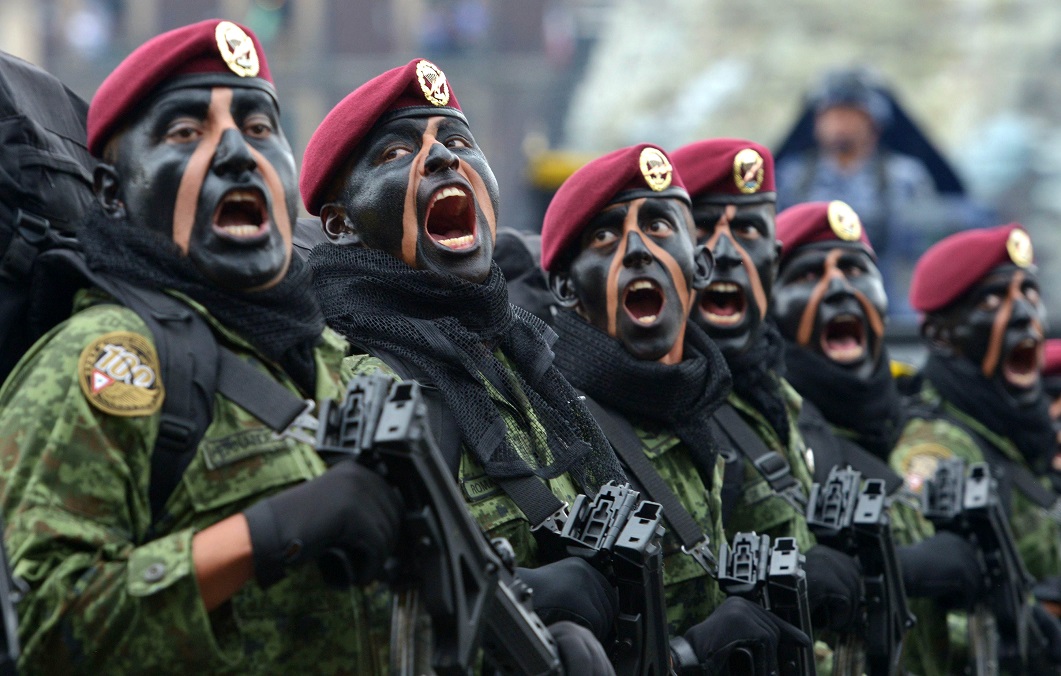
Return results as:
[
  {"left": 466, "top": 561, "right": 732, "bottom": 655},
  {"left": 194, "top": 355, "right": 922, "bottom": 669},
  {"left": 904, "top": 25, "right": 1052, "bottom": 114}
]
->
[
  {"left": 173, "top": 88, "right": 234, "bottom": 253},
  {"left": 704, "top": 205, "right": 768, "bottom": 318},
  {"left": 245, "top": 144, "right": 292, "bottom": 289},
  {"left": 604, "top": 201, "right": 637, "bottom": 336},
  {"left": 402, "top": 117, "right": 443, "bottom": 267},
  {"left": 982, "top": 271, "right": 1023, "bottom": 378},
  {"left": 796, "top": 249, "right": 844, "bottom": 346}
]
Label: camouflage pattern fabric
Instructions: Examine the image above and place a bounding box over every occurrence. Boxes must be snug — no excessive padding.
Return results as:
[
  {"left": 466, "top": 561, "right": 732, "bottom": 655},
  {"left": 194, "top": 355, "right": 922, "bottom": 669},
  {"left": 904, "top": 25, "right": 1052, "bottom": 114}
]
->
[
  {"left": 343, "top": 350, "right": 582, "bottom": 568},
  {"left": 722, "top": 379, "right": 816, "bottom": 551},
  {"left": 0, "top": 291, "right": 391, "bottom": 675}
]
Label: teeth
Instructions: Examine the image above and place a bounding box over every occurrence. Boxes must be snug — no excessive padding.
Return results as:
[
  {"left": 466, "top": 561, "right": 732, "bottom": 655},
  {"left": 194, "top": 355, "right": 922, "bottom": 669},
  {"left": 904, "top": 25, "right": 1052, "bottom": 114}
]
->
[
  {"left": 438, "top": 234, "right": 474, "bottom": 249},
  {"left": 630, "top": 280, "right": 657, "bottom": 292},
  {"left": 637, "top": 314, "right": 657, "bottom": 325},
  {"left": 431, "top": 186, "right": 467, "bottom": 205},
  {"left": 225, "top": 190, "right": 260, "bottom": 204},
  {"left": 834, "top": 315, "right": 858, "bottom": 324},
  {"left": 704, "top": 311, "right": 743, "bottom": 325},
  {"left": 709, "top": 282, "right": 739, "bottom": 292},
  {"left": 223, "top": 224, "right": 260, "bottom": 237}
]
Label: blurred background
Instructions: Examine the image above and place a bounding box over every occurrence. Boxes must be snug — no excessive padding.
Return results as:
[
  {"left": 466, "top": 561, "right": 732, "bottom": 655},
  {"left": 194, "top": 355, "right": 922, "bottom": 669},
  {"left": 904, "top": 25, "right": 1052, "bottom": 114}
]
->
[{"left": 4, "top": 0, "right": 1061, "bottom": 352}]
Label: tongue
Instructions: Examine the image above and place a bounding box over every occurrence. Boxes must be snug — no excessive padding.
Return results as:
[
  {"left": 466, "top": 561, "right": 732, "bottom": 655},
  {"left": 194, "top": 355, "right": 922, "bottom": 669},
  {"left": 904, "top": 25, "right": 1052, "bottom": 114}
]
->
[
  {"left": 827, "top": 336, "right": 859, "bottom": 350},
  {"left": 431, "top": 227, "right": 467, "bottom": 242},
  {"left": 628, "top": 291, "right": 661, "bottom": 319}
]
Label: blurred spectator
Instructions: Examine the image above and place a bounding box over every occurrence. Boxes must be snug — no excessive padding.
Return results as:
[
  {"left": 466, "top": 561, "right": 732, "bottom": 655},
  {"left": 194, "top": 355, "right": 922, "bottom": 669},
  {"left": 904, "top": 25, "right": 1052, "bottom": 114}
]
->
[{"left": 775, "top": 67, "right": 992, "bottom": 322}]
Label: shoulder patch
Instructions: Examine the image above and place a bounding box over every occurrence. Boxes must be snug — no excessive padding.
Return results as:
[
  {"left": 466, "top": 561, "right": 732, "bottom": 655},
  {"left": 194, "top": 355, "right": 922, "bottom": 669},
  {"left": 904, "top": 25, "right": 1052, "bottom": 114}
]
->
[
  {"left": 78, "top": 331, "right": 165, "bottom": 417},
  {"left": 899, "top": 443, "right": 953, "bottom": 493}
]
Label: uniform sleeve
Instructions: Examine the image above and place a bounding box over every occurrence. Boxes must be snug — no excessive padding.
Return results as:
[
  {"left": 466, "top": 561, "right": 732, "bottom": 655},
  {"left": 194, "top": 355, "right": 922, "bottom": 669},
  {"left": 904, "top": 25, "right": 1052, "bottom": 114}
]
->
[{"left": 0, "top": 306, "right": 240, "bottom": 672}]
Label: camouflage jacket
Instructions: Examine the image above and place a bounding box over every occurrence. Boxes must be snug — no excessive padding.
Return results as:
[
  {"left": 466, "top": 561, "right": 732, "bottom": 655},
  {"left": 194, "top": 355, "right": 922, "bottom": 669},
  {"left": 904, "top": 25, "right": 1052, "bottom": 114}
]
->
[
  {"left": 0, "top": 292, "right": 391, "bottom": 675},
  {"left": 891, "top": 382, "right": 1061, "bottom": 581},
  {"left": 719, "top": 380, "right": 816, "bottom": 551},
  {"left": 343, "top": 351, "right": 582, "bottom": 568}
]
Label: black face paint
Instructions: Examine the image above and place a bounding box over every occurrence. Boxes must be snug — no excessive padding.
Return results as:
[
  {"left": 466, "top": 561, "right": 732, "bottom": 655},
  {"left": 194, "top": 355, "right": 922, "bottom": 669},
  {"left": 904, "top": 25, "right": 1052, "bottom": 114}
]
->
[
  {"left": 690, "top": 200, "right": 778, "bottom": 357},
  {"left": 566, "top": 197, "right": 699, "bottom": 363},
  {"left": 773, "top": 245, "right": 887, "bottom": 380},
  {"left": 112, "top": 86, "right": 296, "bottom": 291},
  {"left": 937, "top": 265, "right": 1045, "bottom": 404},
  {"left": 335, "top": 114, "right": 500, "bottom": 283}
]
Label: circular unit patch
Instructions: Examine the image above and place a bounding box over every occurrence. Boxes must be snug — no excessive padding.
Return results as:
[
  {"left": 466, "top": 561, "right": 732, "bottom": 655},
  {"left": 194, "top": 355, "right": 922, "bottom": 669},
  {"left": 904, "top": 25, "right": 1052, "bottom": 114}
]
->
[{"left": 78, "top": 331, "right": 165, "bottom": 417}]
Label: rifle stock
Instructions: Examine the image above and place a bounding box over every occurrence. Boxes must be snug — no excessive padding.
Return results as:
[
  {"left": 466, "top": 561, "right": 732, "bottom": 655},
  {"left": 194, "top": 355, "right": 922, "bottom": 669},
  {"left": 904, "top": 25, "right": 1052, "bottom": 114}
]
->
[{"left": 316, "top": 375, "right": 561, "bottom": 675}]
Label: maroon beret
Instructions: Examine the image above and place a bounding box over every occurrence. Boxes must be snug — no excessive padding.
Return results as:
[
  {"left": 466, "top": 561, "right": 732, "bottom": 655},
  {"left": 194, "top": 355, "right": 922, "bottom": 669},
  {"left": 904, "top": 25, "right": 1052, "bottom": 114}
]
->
[
  {"left": 300, "top": 58, "right": 464, "bottom": 215},
  {"left": 540, "top": 143, "right": 689, "bottom": 272},
  {"left": 87, "top": 19, "right": 274, "bottom": 157},
  {"left": 669, "top": 138, "right": 775, "bottom": 204},
  {"left": 776, "top": 200, "right": 875, "bottom": 266},
  {"left": 1043, "top": 340, "right": 1061, "bottom": 378},
  {"left": 909, "top": 223, "right": 1034, "bottom": 313}
]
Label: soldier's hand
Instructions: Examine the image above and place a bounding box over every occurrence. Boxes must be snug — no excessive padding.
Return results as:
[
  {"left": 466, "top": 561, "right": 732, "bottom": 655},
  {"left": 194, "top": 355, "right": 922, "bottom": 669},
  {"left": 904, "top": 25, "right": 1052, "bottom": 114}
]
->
[
  {"left": 548, "top": 621, "right": 617, "bottom": 676},
  {"left": 804, "top": 545, "right": 862, "bottom": 630},
  {"left": 517, "top": 557, "right": 619, "bottom": 641},
  {"left": 897, "top": 531, "right": 986, "bottom": 609},
  {"left": 242, "top": 460, "right": 403, "bottom": 588},
  {"left": 679, "top": 596, "right": 811, "bottom": 673}
]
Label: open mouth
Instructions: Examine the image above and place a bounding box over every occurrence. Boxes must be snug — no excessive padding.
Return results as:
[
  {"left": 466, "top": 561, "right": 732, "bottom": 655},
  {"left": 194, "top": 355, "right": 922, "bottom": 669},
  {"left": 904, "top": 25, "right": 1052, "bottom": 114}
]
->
[
  {"left": 212, "top": 188, "right": 268, "bottom": 241},
  {"left": 623, "top": 279, "right": 665, "bottom": 326},
  {"left": 425, "top": 185, "right": 476, "bottom": 250},
  {"left": 700, "top": 282, "right": 746, "bottom": 326},
  {"left": 1003, "top": 338, "right": 1041, "bottom": 389},
  {"left": 820, "top": 314, "right": 866, "bottom": 363}
]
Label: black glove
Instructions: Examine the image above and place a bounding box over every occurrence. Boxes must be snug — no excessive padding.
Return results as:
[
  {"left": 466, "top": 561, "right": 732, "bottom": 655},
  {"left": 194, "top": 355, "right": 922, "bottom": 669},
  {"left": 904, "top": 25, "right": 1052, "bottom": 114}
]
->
[
  {"left": 804, "top": 545, "right": 862, "bottom": 631},
  {"left": 1031, "top": 603, "right": 1061, "bottom": 665},
  {"left": 897, "top": 531, "right": 986, "bottom": 609},
  {"left": 548, "top": 620, "right": 616, "bottom": 676},
  {"left": 1034, "top": 575, "right": 1061, "bottom": 605},
  {"left": 516, "top": 557, "right": 619, "bottom": 641},
  {"left": 680, "top": 595, "right": 811, "bottom": 673},
  {"left": 243, "top": 460, "right": 403, "bottom": 588}
]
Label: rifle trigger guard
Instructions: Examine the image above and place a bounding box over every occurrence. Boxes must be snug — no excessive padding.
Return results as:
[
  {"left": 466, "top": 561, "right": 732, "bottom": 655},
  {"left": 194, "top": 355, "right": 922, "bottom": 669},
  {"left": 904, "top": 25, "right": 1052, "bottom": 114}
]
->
[
  {"left": 531, "top": 502, "right": 570, "bottom": 534},
  {"left": 681, "top": 538, "right": 718, "bottom": 577},
  {"left": 277, "top": 399, "right": 319, "bottom": 446}
]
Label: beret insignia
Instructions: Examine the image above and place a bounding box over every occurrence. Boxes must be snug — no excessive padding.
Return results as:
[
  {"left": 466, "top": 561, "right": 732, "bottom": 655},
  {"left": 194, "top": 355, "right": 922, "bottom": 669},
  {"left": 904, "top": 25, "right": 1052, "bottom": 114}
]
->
[
  {"left": 79, "top": 331, "right": 165, "bottom": 417},
  {"left": 639, "top": 147, "right": 673, "bottom": 192},
  {"left": 416, "top": 60, "right": 450, "bottom": 107},
  {"left": 828, "top": 200, "right": 862, "bottom": 241},
  {"left": 733, "top": 148, "right": 765, "bottom": 194},
  {"left": 215, "top": 21, "right": 259, "bottom": 78},
  {"left": 1006, "top": 228, "right": 1033, "bottom": 268}
]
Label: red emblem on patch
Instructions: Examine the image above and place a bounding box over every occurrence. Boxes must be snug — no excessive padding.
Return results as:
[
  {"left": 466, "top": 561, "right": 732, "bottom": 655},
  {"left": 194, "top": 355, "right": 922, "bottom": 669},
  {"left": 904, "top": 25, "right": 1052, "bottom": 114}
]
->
[{"left": 91, "top": 369, "right": 114, "bottom": 394}]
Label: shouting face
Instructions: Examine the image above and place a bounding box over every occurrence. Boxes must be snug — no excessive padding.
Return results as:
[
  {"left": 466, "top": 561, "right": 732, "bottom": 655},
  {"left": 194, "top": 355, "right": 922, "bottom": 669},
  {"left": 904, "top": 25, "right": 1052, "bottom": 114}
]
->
[
  {"left": 690, "top": 200, "right": 780, "bottom": 357},
  {"left": 773, "top": 245, "right": 888, "bottom": 379},
  {"left": 555, "top": 197, "right": 710, "bottom": 364},
  {"left": 106, "top": 85, "right": 296, "bottom": 290},
  {"left": 928, "top": 265, "right": 1045, "bottom": 404},
  {"left": 326, "top": 114, "right": 499, "bottom": 282}
]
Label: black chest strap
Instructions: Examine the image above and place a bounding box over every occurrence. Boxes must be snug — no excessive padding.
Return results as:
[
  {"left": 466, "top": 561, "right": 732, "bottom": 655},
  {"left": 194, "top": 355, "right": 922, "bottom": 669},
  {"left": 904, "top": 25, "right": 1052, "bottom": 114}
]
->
[
  {"left": 711, "top": 403, "right": 807, "bottom": 515},
  {"left": 581, "top": 396, "right": 717, "bottom": 575}
]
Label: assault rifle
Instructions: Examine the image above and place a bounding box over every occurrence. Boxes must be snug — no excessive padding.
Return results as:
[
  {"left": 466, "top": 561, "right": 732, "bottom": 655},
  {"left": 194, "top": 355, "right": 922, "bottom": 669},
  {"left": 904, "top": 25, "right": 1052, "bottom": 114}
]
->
[
  {"left": 921, "top": 458, "right": 1038, "bottom": 675},
  {"left": 717, "top": 532, "right": 816, "bottom": 676},
  {"left": 315, "top": 375, "right": 561, "bottom": 675},
  {"left": 555, "top": 482, "right": 676, "bottom": 676},
  {"left": 805, "top": 467, "right": 915, "bottom": 676}
]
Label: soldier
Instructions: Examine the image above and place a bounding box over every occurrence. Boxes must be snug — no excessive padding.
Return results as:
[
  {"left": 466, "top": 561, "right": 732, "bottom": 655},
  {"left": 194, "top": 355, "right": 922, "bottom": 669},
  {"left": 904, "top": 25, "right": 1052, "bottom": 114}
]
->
[
  {"left": 772, "top": 200, "right": 989, "bottom": 674},
  {"left": 0, "top": 20, "right": 405, "bottom": 673},
  {"left": 669, "top": 138, "right": 862, "bottom": 637},
  {"left": 539, "top": 142, "right": 813, "bottom": 671},
  {"left": 299, "top": 59, "right": 622, "bottom": 672}
]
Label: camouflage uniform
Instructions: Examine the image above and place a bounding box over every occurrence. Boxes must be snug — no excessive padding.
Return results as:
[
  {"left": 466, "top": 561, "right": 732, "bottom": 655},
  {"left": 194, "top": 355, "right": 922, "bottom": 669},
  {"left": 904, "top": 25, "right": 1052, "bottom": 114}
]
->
[
  {"left": 0, "top": 292, "right": 391, "bottom": 675},
  {"left": 891, "top": 382, "right": 1061, "bottom": 581},
  {"left": 722, "top": 380, "right": 816, "bottom": 551},
  {"left": 344, "top": 351, "right": 582, "bottom": 568}
]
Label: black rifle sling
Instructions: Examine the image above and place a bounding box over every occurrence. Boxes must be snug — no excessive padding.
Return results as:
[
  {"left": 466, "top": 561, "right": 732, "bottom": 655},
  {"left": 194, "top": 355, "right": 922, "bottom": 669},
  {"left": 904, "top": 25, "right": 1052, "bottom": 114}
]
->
[
  {"left": 354, "top": 343, "right": 565, "bottom": 530},
  {"left": 581, "top": 396, "right": 708, "bottom": 551},
  {"left": 712, "top": 403, "right": 806, "bottom": 503},
  {"left": 38, "top": 248, "right": 308, "bottom": 521},
  {"left": 908, "top": 402, "right": 1060, "bottom": 517}
]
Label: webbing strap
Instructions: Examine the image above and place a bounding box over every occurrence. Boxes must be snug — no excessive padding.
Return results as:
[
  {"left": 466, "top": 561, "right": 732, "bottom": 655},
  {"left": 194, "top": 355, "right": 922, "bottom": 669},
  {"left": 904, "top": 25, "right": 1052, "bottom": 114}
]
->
[
  {"left": 216, "top": 349, "right": 308, "bottom": 432},
  {"left": 712, "top": 404, "right": 807, "bottom": 513},
  {"left": 582, "top": 397, "right": 707, "bottom": 551}
]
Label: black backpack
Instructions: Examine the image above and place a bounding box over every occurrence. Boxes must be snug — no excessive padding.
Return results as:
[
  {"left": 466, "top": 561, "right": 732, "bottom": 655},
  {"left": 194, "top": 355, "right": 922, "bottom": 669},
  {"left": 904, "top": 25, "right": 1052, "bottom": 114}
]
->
[{"left": 0, "top": 51, "right": 97, "bottom": 381}]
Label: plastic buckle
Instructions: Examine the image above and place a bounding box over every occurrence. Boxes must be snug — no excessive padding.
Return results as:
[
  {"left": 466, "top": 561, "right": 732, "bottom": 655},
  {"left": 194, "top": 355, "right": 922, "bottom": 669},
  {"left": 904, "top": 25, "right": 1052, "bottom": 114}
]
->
[
  {"left": 531, "top": 502, "right": 570, "bottom": 534},
  {"left": 681, "top": 538, "right": 718, "bottom": 577},
  {"left": 778, "top": 485, "right": 809, "bottom": 515},
  {"left": 277, "top": 399, "right": 319, "bottom": 446},
  {"left": 752, "top": 451, "right": 790, "bottom": 484}
]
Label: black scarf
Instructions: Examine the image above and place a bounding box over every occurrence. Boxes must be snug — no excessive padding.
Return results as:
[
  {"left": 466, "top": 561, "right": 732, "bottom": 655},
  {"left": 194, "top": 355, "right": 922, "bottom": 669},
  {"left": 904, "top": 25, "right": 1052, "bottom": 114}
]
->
[
  {"left": 77, "top": 206, "right": 324, "bottom": 394},
  {"left": 552, "top": 310, "right": 732, "bottom": 482},
  {"left": 784, "top": 343, "right": 905, "bottom": 460},
  {"left": 725, "top": 322, "right": 791, "bottom": 447},
  {"left": 923, "top": 353, "right": 1056, "bottom": 469},
  {"left": 309, "top": 244, "right": 625, "bottom": 491}
]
